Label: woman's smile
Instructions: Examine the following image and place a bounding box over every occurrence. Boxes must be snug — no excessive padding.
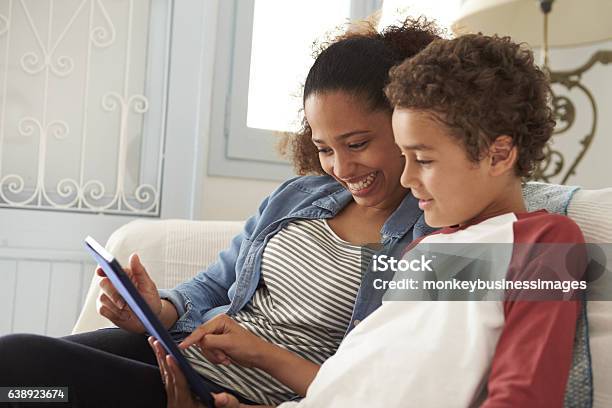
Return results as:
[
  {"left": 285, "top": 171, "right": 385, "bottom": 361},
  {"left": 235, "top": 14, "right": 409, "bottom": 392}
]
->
[{"left": 344, "top": 171, "right": 379, "bottom": 195}]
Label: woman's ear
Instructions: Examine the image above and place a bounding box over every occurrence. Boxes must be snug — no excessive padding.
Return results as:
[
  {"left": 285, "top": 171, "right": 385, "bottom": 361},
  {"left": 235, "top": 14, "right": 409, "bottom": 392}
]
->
[{"left": 488, "top": 135, "right": 517, "bottom": 176}]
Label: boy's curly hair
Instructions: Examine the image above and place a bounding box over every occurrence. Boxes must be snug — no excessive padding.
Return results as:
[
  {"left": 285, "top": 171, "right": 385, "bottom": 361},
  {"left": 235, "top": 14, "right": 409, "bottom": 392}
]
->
[
  {"left": 279, "top": 17, "right": 443, "bottom": 175},
  {"left": 385, "top": 34, "right": 555, "bottom": 178}
]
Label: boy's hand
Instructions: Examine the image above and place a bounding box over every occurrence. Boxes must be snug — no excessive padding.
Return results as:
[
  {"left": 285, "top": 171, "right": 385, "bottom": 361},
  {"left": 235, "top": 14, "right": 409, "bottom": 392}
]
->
[
  {"left": 179, "top": 314, "right": 270, "bottom": 368},
  {"left": 96, "top": 253, "right": 162, "bottom": 333}
]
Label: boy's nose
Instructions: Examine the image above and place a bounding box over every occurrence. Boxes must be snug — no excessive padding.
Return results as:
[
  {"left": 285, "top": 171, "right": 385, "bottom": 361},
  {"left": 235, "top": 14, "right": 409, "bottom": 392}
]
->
[{"left": 400, "top": 161, "right": 420, "bottom": 189}]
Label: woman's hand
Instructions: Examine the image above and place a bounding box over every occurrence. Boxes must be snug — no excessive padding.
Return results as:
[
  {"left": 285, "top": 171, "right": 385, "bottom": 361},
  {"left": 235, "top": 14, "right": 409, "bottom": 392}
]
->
[
  {"left": 179, "top": 314, "right": 270, "bottom": 368},
  {"left": 149, "top": 337, "right": 207, "bottom": 408},
  {"left": 213, "top": 393, "right": 265, "bottom": 408},
  {"left": 96, "top": 253, "right": 163, "bottom": 333},
  {"left": 148, "top": 337, "right": 269, "bottom": 408}
]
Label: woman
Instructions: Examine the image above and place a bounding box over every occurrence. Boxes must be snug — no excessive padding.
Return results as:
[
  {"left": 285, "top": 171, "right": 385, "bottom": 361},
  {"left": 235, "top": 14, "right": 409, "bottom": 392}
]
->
[{"left": 0, "top": 18, "right": 441, "bottom": 408}]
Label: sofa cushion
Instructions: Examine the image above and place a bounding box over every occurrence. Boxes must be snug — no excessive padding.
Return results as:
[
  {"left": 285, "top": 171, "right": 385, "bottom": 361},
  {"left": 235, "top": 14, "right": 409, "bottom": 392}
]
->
[{"left": 567, "top": 189, "right": 612, "bottom": 408}]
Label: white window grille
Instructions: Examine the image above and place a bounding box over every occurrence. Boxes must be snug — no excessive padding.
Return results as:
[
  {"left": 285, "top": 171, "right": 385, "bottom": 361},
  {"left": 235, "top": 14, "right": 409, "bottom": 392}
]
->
[{"left": 0, "top": 0, "right": 170, "bottom": 216}]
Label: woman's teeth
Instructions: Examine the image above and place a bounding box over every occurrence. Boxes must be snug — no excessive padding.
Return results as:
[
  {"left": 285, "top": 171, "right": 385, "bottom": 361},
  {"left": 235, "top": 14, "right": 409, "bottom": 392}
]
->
[{"left": 347, "top": 172, "right": 377, "bottom": 192}]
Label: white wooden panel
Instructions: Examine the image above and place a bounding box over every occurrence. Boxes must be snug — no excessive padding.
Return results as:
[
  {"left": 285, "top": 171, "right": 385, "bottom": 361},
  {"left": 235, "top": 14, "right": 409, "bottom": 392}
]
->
[
  {"left": 0, "top": 260, "right": 17, "bottom": 335},
  {"left": 1, "top": 257, "right": 99, "bottom": 336},
  {"left": 46, "top": 262, "right": 82, "bottom": 337},
  {"left": 12, "top": 261, "right": 51, "bottom": 335}
]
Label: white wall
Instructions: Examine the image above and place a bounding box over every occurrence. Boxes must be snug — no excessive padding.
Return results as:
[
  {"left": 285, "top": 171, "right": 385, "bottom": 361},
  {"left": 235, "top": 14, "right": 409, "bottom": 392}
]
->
[{"left": 198, "top": 176, "right": 279, "bottom": 221}]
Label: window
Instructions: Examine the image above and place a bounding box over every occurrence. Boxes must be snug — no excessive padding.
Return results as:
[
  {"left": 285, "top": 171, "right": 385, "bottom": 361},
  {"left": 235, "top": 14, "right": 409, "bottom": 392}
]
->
[
  {"left": 208, "top": 0, "right": 382, "bottom": 180},
  {"left": 247, "top": 0, "right": 352, "bottom": 134}
]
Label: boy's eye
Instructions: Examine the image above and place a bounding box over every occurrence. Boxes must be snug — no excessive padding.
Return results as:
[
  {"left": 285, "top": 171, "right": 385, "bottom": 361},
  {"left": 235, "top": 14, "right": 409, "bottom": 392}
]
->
[
  {"left": 348, "top": 141, "right": 367, "bottom": 149},
  {"left": 317, "top": 147, "right": 332, "bottom": 154}
]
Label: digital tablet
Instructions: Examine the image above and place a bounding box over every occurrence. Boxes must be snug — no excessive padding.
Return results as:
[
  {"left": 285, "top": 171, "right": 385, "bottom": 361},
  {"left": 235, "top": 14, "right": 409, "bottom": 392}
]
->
[{"left": 84, "top": 236, "right": 215, "bottom": 407}]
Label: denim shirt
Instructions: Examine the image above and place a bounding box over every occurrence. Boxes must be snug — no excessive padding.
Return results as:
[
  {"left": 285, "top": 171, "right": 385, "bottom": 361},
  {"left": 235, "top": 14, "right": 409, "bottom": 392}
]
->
[{"left": 159, "top": 175, "right": 432, "bottom": 338}]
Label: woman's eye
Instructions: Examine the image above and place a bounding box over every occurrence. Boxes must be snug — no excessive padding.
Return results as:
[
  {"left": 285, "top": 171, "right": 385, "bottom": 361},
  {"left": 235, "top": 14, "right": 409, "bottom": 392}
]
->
[
  {"left": 416, "top": 159, "right": 433, "bottom": 165},
  {"left": 348, "top": 141, "right": 367, "bottom": 149}
]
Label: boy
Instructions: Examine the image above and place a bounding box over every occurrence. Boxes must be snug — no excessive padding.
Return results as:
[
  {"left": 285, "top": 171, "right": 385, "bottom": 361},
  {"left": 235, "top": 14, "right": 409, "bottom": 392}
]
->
[{"left": 382, "top": 34, "right": 586, "bottom": 407}]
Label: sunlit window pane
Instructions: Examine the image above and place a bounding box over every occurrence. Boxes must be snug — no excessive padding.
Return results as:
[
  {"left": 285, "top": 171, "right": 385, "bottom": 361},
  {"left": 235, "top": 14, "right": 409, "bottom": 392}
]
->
[
  {"left": 247, "top": 0, "right": 351, "bottom": 133},
  {"left": 378, "top": 0, "right": 460, "bottom": 32}
]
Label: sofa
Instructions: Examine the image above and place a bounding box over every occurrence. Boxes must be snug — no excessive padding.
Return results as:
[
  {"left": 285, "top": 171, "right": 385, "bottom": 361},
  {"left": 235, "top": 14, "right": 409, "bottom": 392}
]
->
[{"left": 73, "top": 188, "right": 612, "bottom": 407}]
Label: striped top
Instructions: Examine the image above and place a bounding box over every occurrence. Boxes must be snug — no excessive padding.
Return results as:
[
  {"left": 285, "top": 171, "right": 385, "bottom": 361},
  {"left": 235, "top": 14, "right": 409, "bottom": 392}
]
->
[{"left": 182, "top": 219, "right": 374, "bottom": 405}]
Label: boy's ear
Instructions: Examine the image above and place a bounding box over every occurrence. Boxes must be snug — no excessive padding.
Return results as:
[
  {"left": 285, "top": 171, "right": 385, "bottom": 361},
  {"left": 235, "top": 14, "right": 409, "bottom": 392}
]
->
[{"left": 488, "top": 135, "right": 517, "bottom": 176}]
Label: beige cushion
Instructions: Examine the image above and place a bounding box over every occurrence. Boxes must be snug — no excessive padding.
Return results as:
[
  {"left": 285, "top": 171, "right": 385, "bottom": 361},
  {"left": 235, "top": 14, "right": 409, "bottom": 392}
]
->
[
  {"left": 567, "top": 189, "right": 612, "bottom": 408},
  {"left": 72, "top": 219, "right": 244, "bottom": 334}
]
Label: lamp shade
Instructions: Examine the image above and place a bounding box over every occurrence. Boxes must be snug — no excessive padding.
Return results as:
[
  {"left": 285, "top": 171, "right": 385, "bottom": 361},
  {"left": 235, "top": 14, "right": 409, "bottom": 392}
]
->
[{"left": 452, "top": 0, "right": 612, "bottom": 48}]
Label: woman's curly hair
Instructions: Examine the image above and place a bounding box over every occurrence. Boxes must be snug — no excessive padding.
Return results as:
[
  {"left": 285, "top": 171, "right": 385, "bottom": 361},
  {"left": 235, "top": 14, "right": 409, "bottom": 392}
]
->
[
  {"left": 385, "top": 34, "right": 555, "bottom": 178},
  {"left": 279, "top": 17, "right": 443, "bottom": 175}
]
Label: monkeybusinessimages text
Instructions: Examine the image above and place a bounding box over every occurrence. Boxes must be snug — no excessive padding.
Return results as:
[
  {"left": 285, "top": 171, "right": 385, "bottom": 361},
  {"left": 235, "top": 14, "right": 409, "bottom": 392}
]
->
[{"left": 371, "top": 255, "right": 586, "bottom": 293}]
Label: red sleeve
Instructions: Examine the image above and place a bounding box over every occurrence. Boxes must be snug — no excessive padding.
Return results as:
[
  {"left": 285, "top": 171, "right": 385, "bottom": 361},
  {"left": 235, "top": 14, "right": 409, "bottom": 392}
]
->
[{"left": 482, "top": 213, "right": 586, "bottom": 408}]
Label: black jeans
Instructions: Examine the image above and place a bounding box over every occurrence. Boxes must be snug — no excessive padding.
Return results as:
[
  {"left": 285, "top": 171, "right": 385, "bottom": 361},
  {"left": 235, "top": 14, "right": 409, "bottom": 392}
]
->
[{"left": 0, "top": 329, "right": 254, "bottom": 408}]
